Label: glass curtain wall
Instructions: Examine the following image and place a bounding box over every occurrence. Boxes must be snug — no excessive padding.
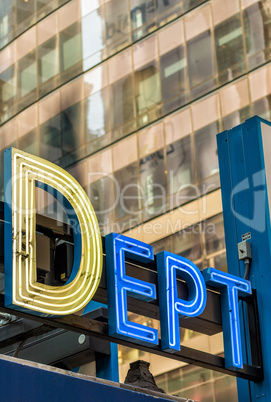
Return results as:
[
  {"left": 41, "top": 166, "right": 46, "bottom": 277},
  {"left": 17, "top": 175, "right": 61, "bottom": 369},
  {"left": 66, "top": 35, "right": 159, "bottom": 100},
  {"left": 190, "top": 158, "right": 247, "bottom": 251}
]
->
[{"left": 2, "top": 1, "right": 271, "bottom": 400}]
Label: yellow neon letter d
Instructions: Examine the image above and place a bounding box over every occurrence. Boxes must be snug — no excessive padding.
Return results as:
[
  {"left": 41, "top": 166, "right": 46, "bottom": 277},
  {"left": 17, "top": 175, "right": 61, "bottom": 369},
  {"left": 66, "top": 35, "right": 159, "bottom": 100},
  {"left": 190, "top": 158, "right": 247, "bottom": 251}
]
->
[{"left": 4, "top": 148, "right": 103, "bottom": 316}]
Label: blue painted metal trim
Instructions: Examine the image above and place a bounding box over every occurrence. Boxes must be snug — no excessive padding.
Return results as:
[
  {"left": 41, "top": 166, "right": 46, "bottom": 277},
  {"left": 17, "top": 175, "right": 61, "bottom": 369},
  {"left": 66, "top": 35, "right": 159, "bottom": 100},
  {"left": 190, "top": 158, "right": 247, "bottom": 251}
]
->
[
  {"left": 35, "top": 182, "right": 82, "bottom": 285},
  {"left": 83, "top": 301, "right": 119, "bottom": 382},
  {"left": 4, "top": 148, "right": 13, "bottom": 308},
  {"left": 0, "top": 356, "right": 175, "bottom": 402},
  {"left": 96, "top": 342, "right": 119, "bottom": 383}
]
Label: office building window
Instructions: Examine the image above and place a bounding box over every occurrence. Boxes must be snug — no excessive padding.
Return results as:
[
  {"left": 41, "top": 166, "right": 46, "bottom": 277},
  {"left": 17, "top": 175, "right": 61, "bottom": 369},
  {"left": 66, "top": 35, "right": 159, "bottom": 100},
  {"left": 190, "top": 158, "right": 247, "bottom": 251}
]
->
[
  {"left": 60, "top": 22, "right": 82, "bottom": 82},
  {"left": 110, "top": 74, "right": 135, "bottom": 138},
  {"left": 18, "top": 129, "right": 39, "bottom": 156},
  {"left": 155, "top": 364, "right": 237, "bottom": 401},
  {"left": 204, "top": 214, "right": 226, "bottom": 272},
  {"left": 0, "top": 66, "right": 16, "bottom": 116},
  {"left": 38, "top": 36, "right": 59, "bottom": 96},
  {"left": 37, "top": 0, "right": 55, "bottom": 19},
  {"left": 152, "top": 236, "right": 172, "bottom": 254},
  {"left": 81, "top": 7, "right": 106, "bottom": 70},
  {"left": 130, "top": 0, "right": 156, "bottom": 41},
  {"left": 166, "top": 135, "right": 195, "bottom": 208},
  {"left": 106, "top": 0, "right": 130, "bottom": 55},
  {"left": 187, "top": 30, "right": 216, "bottom": 99},
  {"left": 15, "top": 0, "right": 35, "bottom": 36},
  {"left": 222, "top": 106, "right": 250, "bottom": 130},
  {"left": 204, "top": 214, "right": 225, "bottom": 255},
  {"left": 244, "top": 1, "right": 271, "bottom": 70},
  {"left": 160, "top": 45, "right": 189, "bottom": 113},
  {"left": 215, "top": 14, "right": 246, "bottom": 85},
  {"left": 86, "top": 88, "right": 110, "bottom": 141},
  {"left": 194, "top": 121, "right": 219, "bottom": 188},
  {"left": 0, "top": 0, "right": 14, "bottom": 47},
  {"left": 88, "top": 176, "right": 115, "bottom": 228},
  {"left": 156, "top": 0, "right": 182, "bottom": 26},
  {"left": 140, "top": 148, "right": 167, "bottom": 220},
  {"left": 61, "top": 102, "right": 84, "bottom": 156},
  {"left": 183, "top": 0, "right": 206, "bottom": 13},
  {"left": 18, "top": 51, "right": 37, "bottom": 99},
  {"left": 135, "top": 62, "right": 162, "bottom": 126},
  {"left": 40, "top": 115, "right": 62, "bottom": 162},
  {"left": 114, "top": 162, "right": 141, "bottom": 230},
  {"left": 252, "top": 95, "right": 271, "bottom": 120},
  {"left": 172, "top": 223, "right": 202, "bottom": 262}
]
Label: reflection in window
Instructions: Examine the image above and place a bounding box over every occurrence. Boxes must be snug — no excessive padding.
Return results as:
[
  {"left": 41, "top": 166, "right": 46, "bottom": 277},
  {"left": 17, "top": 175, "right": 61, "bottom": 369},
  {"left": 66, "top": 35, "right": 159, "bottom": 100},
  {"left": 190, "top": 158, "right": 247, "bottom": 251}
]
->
[
  {"left": 130, "top": 0, "right": 185, "bottom": 41},
  {"left": 181, "top": 382, "right": 216, "bottom": 401},
  {"left": 135, "top": 62, "right": 162, "bottom": 126},
  {"left": 140, "top": 149, "right": 167, "bottom": 220},
  {"left": 18, "top": 129, "right": 39, "bottom": 156},
  {"left": 194, "top": 122, "right": 219, "bottom": 185},
  {"left": 172, "top": 223, "right": 201, "bottom": 262},
  {"left": 82, "top": 8, "right": 105, "bottom": 70},
  {"left": 187, "top": 30, "right": 216, "bottom": 99},
  {"left": 0, "top": 66, "right": 16, "bottom": 121},
  {"left": 106, "top": 0, "right": 130, "bottom": 54},
  {"left": 110, "top": 74, "right": 135, "bottom": 138},
  {"left": 88, "top": 176, "right": 115, "bottom": 228},
  {"left": 167, "top": 135, "right": 195, "bottom": 208},
  {"left": 38, "top": 36, "right": 59, "bottom": 95},
  {"left": 155, "top": 363, "right": 237, "bottom": 400},
  {"left": 61, "top": 102, "right": 84, "bottom": 156},
  {"left": 212, "top": 251, "right": 227, "bottom": 272},
  {"left": 214, "top": 374, "right": 238, "bottom": 401},
  {"left": 40, "top": 115, "right": 62, "bottom": 162},
  {"left": 86, "top": 88, "right": 110, "bottom": 141},
  {"left": 114, "top": 162, "right": 141, "bottom": 230},
  {"left": 18, "top": 51, "right": 37, "bottom": 99},
  {"left": 204, "top": 214, "right": 225, "bottom": 255},
  {"left": 60, "top": 22, "right": 82, "bottom": 81},
  {"left": 160, "top": 46, "right": 189, "bottom": 113},
  {"left": 222, "top": 106, "right": 250, "bottom": 130},
  {"left": 215, "top": 14, "right": 245, "bottom": 85},
  {"left": 156, "top": 0, "right": 181, "bottom": 26},
  {"left": 244, "top": 1, "right": 271, "bottom": 70},
  {"left": 183, "top": 0, "right": 206, "bottom": 13},
  {"left": 16, "top": 0, "right": 35, "bottom": 35},
  {"left": 0, "top": 0, "right": 68, "bottom": 47},
  {"left": 152, "top": 236, "right": 172, "bottom": 254},
  {"left": 130, "top": 0, "right": 156, "bottom": 40},
  {"left": 252, "top": 95, "right": 271, "bottom": 120},
  {"left": 37, "top": 0, "right": 56, "bottom": 19},
  {"left": 0, "top": 0, "right": 14, "bottom": 47}
]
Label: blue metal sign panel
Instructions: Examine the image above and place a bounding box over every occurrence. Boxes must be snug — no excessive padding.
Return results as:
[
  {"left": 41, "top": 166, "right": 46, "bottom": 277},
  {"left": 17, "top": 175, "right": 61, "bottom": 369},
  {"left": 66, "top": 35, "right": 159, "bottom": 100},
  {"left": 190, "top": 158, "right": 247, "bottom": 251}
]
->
[
  {"left": 217, "top": 116, "right": 271, "bottom": 401},
  {"left": 0, "top": 355, "right": 180, "bottom": 402}
]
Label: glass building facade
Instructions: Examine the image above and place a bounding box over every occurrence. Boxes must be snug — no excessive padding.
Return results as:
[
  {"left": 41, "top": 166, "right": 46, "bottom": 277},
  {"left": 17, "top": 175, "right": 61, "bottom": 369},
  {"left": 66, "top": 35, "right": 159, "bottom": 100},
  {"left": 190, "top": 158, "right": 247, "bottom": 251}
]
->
[{"left": 1, "top": 0, "right": 271, "bottom": 400}]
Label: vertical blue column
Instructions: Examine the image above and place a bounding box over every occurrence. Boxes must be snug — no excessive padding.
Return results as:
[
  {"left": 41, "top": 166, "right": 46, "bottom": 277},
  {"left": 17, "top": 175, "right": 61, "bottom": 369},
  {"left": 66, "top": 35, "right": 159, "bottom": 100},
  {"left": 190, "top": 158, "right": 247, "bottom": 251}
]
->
[
  {"left": 217, "top": 116, "right": 271, "bottom": 401},
  {"left": 83, "top": 301, "right": 119, "bottom": 382}
]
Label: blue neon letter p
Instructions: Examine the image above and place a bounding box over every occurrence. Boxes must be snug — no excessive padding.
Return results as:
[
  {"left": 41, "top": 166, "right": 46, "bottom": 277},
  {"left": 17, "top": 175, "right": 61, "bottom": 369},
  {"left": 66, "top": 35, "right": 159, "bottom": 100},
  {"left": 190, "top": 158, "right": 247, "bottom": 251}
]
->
[{"left": 157, "top": 251, "right": 206, "bottom": 352}]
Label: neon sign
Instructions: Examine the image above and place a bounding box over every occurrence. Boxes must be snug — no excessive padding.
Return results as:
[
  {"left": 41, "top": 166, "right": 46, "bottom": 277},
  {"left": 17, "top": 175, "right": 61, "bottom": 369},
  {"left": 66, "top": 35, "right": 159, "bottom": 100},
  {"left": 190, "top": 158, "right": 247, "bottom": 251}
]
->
[
  {"left": 4, "top": 148, "right": 252, "bottom": 369},
  {"left": 106, "top": 233, "right": 158, "bottom": 346},
  {"left": 157, "top": 251, "right": 207, "bottom": 353},
  {"left": 4, "top": 148, "right": 103, "bottom": 316}
]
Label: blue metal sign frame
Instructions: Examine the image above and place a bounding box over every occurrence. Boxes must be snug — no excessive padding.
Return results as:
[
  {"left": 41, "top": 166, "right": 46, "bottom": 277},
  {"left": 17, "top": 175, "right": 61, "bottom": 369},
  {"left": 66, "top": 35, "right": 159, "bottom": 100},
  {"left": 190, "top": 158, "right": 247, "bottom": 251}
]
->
[{"left": 217, "top": 116, "right": 271, "bottom": 401}]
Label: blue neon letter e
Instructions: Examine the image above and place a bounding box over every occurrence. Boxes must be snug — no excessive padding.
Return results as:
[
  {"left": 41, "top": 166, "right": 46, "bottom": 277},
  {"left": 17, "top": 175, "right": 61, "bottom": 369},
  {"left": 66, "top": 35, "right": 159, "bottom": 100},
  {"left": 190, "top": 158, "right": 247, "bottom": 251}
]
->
[{"left": 105, "top": 233, "right": 158, "bottom": 346}]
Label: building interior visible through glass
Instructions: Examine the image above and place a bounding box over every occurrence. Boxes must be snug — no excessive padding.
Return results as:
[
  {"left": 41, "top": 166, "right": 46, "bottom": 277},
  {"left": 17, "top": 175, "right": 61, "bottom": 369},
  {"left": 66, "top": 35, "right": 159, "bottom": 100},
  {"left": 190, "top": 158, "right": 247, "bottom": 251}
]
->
[{"left": 1, "top": 0, "right": 271, "bottom": 400}]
